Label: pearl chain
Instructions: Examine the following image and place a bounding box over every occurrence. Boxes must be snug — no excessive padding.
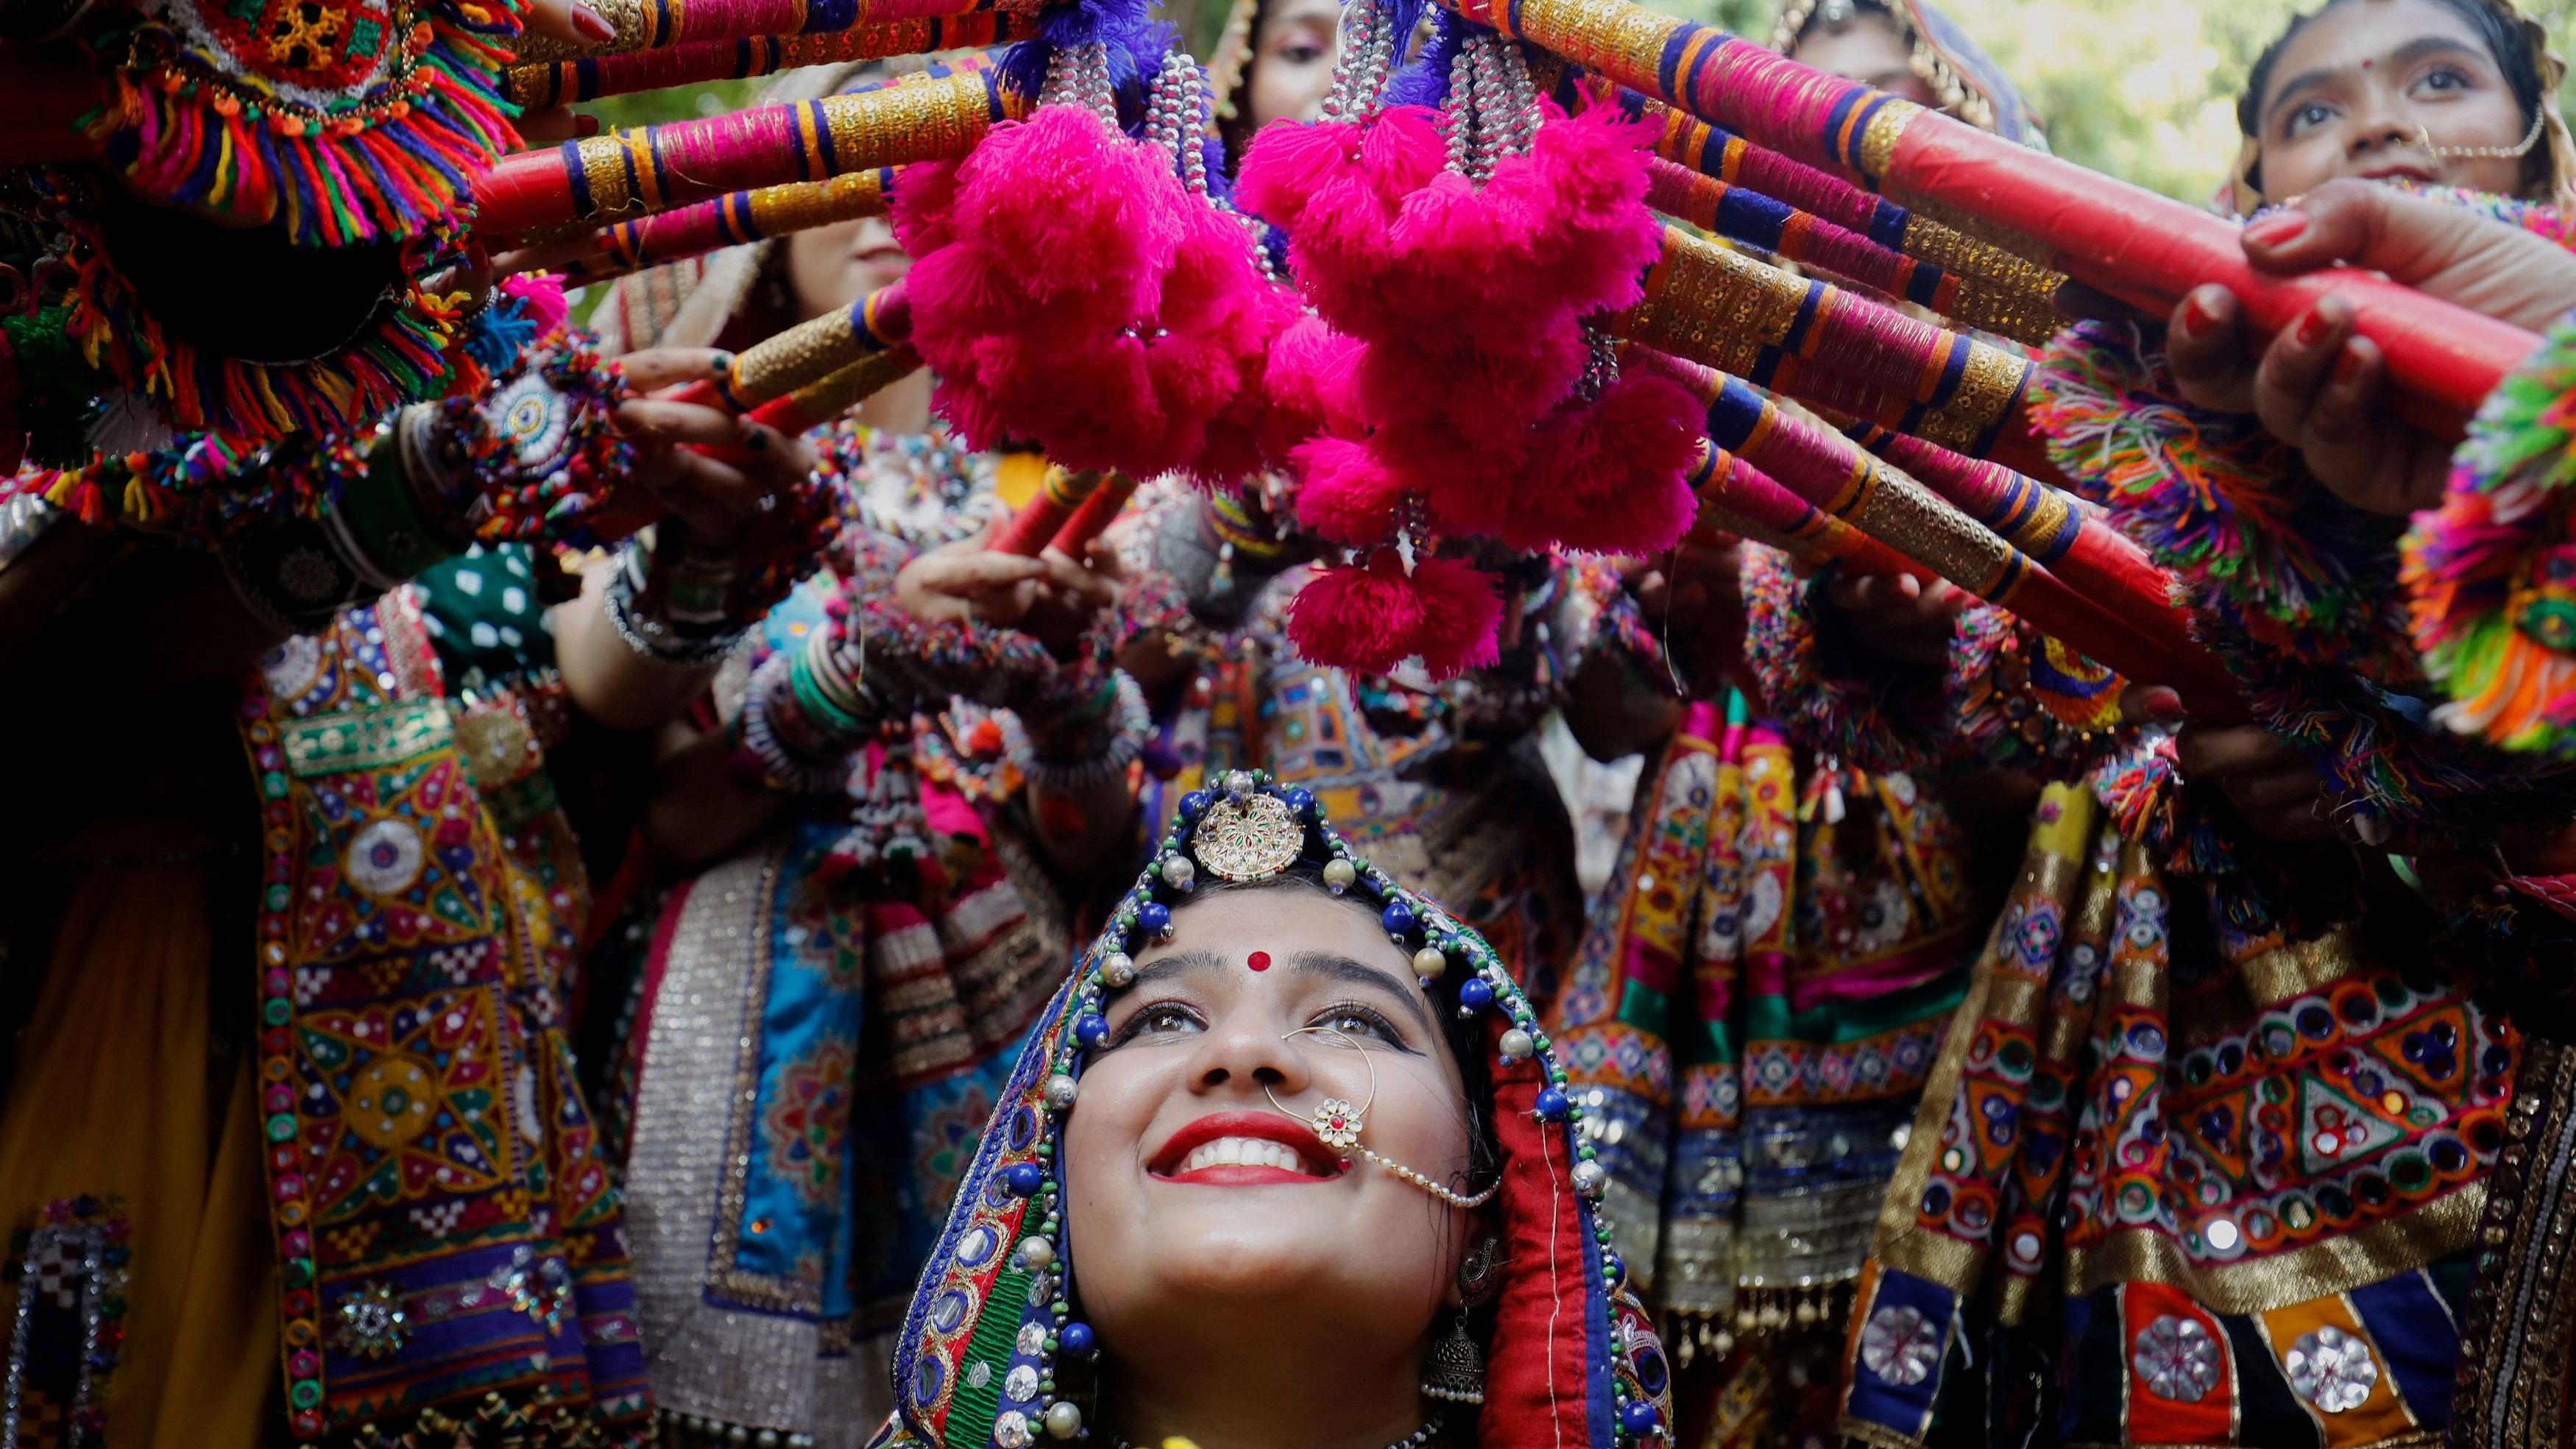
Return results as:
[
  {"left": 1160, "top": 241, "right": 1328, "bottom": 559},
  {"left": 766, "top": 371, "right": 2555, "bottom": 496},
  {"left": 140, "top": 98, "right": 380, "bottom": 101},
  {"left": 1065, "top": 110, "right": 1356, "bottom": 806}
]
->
[{"left": 1362, "top": 1147, "right": 1499, "bottom": 1208}]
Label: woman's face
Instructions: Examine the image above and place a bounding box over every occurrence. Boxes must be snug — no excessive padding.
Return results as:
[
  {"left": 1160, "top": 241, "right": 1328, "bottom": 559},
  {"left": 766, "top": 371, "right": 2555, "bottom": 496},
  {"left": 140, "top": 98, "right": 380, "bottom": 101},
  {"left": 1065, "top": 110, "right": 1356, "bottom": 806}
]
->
[
  {"left": 782, "top": 213, "right": 910, "bottom": 323},
  {"left": 1245, "top": 0, "right": 1341, "bottom": 130},
  {"left": 2254, "top": 0, "right": 2533, "bottom": 201},
  {"left": 1063, "top": 885, "right": 1471, "bottom": 1356},
  {"left": 1791, "top": 13, "right": 1936, "bottom": 107}
]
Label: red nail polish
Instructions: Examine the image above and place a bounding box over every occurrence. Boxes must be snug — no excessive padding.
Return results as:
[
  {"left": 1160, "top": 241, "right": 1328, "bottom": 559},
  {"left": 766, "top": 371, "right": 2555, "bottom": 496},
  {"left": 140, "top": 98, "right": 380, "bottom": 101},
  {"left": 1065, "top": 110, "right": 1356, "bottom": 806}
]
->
[
  {"left": 571, "top": 2, "right": 614, "bottom": 40},
  {"left": 2243, "top": 210, "right": 2309, "bottom": 249},
  {"left": 2180, "top": 291, "right": 2218, "bottom": 337},
  {"left": 575, "top": 113, "right": 601, "bottom": 137},
  {"left": 2295, "top": 308, "right": 2335, "bottom": 347},
  {"left": 2332, "top": 347, "right": 2363, "bottom": 386}
]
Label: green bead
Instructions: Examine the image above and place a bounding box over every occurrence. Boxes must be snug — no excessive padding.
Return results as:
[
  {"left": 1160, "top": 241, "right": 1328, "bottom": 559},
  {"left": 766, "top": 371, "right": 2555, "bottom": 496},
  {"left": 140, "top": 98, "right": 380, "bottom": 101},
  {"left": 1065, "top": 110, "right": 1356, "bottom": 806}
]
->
[
  {"left": 266, "top": 1113, "right": 298, "bottom": 1142},
  {"left": 284, "top": 1256, "right": 315, "bottom": 1287},
  {"left": 262, "top": 772, "right": 289, "bottom": 799},
  {"left": 263, "top": 999, "right": 293, "bottom": 1026},
  {"left": 289, "top": 1378, "right": 322, "bottom": 1409}
]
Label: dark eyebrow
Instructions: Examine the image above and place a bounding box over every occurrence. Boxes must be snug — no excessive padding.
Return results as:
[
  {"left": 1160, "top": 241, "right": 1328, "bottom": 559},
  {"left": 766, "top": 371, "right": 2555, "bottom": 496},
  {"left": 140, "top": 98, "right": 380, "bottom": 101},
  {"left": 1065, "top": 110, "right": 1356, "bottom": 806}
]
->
[
  {"left": 1288, "top": 952, "right": 1434, "bottom": 1033},
  {"left": 1128, "top": 949, "right": 1225, "bottom": 993},
  {"left": 2265, "top": 35, "right": 2488, "bottom": 127}
]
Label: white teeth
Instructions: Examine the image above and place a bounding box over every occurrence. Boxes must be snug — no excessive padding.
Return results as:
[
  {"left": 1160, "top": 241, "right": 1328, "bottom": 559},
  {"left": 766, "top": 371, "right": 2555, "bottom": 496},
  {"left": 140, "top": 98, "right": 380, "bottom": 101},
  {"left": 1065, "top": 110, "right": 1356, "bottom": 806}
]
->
[{"left": 1178, "top": 1136, "right": 1317, "bottom": 1176}]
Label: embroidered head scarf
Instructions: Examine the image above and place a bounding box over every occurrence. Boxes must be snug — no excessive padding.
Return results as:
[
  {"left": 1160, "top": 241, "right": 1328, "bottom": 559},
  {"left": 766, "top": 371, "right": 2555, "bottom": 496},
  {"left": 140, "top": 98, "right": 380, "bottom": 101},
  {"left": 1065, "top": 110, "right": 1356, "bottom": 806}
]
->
[
  {"left": 1770, "top": 0, "right": 2046, "bottom": 150},
  {"left": 874, "top": 769, "right": 1674, "bottom": 1449}
]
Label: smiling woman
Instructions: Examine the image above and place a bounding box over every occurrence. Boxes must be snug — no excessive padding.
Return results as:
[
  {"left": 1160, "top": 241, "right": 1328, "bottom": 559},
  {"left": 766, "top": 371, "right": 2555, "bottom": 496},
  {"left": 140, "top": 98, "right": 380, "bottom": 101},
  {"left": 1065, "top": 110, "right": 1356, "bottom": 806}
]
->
[{"left": 868, "top": 773, "right": 1672, "bottom": 1449}]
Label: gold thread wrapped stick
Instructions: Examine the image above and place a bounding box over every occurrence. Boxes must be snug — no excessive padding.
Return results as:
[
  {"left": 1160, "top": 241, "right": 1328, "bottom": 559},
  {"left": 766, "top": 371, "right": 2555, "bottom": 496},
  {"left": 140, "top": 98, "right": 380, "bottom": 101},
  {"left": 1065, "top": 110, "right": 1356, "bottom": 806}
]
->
[
  {"left": 530, "top": 170, "right": 895, "bottom": 286},
  {"left": 506, "top": 14, "right": 1033, "bottom": 106},
  {"left": 746, "top": 346, "right": 924, "bottom": 433},
  {"left": 1607, "top": 224, "right": 2067, "bottom": 488},
  {"left": 472, "top": 66, "right": 1016, "bottom": 241},
  {"left": 510, "top": 0, "right": 1033, "bottom": 65}
]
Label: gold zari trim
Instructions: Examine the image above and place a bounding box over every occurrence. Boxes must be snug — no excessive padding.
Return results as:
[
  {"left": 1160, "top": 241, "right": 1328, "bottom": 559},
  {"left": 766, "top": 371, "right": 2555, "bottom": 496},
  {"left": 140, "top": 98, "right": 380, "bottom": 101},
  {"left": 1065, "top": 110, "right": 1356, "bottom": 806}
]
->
[{"left": 284, "top": 701, "right": 453, "bottom": 778}]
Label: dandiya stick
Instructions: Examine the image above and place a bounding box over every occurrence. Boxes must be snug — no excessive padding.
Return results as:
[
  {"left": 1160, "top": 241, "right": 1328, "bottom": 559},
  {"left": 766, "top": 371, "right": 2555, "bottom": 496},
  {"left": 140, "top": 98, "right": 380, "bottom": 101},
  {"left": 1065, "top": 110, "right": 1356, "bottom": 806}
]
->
[
  {"left": 1649, "top": 349, "right": 2229, "bottom": 703},
  {"left": 506, "top": 15, "right": 1029, "bottom": 105},
  {"left": 471, "top": 66, "right": 1018, "bottom": 240},
  {"left": 690, "top": 345, "right": 923, "bottom": 466},
  {"left": 1627, "top": 97, "right": 2060, "bottom": 343},
  {"left": 1453, "top": 0, "right": 2536, "bottom": 427},
  {"left": 1642, "top": 157, "right": 2054, "bottom": 347},
  {"left": 1047, "top": 470, "right": 1142, "bottom": 557},
  {"left": 1816, "top": 408, "right": 2212, "bottom": 679},
  {"left": 542, "top": 169, "right": 896, "bottom": 285},
  {"left": 1683, "top": 439, "right": 1932, "bottom": 581},
  {"left": 1608, "top": 224, "right": 2071, "bottom": 489},
  {"left": 989, "top": 467, "right": 1107, "bottom": 556},
  {"left": 665, "top": 280, "right": 912, "bottom": 417},
  {"left": 508, "top": 0, "right": 1013, "bottom": 64}
]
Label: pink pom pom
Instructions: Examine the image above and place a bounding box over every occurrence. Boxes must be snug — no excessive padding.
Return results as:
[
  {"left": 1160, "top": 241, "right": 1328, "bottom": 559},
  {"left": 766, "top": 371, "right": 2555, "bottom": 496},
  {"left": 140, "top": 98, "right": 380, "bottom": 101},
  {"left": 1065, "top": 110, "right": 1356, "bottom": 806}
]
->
[
  {"left": 1262, "top": 312, "right": 1365, "bottom": 445},
  {"left": 949, "top": 105, "right": 1179, "bottom": 322},
  {"left": 1237, "top": 119, "right": 1364, "bottom": 233},
  {"left": 1287, "top": 548, "right": 1424, "bottom": 676},
  {"left": 1290, "top": 436, "right": 1406, "bottom": 545},
  {"left": 888, "top": 156, "right": 963, "bottom": 255},
  {"left": 1494, "top": 368, "right": 1705, "bottom": 554},
  {"left": 1493, "top": 103, "right": 1660, "bottom": 310},
  {"left": 500, "top": 274, "right": 569, "bottom": 340},
  {"left": 1405, "top": 553, "right": 1502, "bottom": 679}
]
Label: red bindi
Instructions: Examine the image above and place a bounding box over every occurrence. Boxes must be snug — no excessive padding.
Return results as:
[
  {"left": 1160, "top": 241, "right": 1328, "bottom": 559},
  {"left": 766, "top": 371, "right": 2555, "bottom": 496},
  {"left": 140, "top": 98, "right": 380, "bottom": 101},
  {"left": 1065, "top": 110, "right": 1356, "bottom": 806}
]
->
[{"left": 1248, "top": 951, "right": 1271, "bottom": 972}]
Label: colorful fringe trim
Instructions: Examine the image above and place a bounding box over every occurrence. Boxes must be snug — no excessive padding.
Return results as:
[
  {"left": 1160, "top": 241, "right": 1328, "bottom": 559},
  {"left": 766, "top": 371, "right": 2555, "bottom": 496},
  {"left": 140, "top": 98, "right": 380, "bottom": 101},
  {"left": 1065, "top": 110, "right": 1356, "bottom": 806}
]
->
[
  {"left": 2404, "top": 306, "right": 2576, "bottom": 754},
  {"left": 64, "top": 205, "right": 469, "bottom": 443},
  {"left": 1738, "top": 542, "right": 1943, "bottom": 773},
  {"left": 96, "top": 0, "right": 526, "bottom": 247}
]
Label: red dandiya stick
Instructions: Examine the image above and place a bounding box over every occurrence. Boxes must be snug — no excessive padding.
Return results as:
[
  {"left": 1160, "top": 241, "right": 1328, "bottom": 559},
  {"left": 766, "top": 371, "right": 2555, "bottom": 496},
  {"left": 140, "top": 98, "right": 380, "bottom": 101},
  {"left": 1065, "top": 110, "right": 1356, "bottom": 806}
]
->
[
  {"left": 505, "top": 16, "right": 1028, "bottom": 105},
  {"left": 1684, "top": 439, "right": 1933, "bottom": 581},
  {"left": 1047, "top": 469, "right": 1142, "bottom": 557},
  {"left": 1641, "top": 157, "right": 2053, "bottom": 347},
  {"left": 1818, "top": 408, "right": 2211, "bottom": 679},
  {"left": 470, "top": 66, "right": 1019, "bottom": 240},
  {"left": 1457, "top": 0, "right": 2536, "bottom": 428},
  {"left": 1645, "top": 347, "right": 2235, "bottom": 706},
  {"left": 989, "top": 466, "right": 1108, "bottom": 556},
  {"left": 541, "top": 169, "right": 896, "bottom": 285},
  {"left": 508, "top": 0, "right": 1004, "bottom": 64},
  {"left": 1607, "top": 224, "right": 2075, "bottom": 491}
]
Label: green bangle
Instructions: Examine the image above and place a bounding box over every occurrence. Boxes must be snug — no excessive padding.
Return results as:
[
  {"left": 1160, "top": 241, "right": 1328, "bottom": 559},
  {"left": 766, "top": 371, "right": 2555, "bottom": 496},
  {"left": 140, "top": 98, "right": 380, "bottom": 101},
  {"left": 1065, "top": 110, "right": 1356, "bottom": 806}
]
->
[
  {"left": 337, "top": 431, "right": 459, "bottom": 583},
  {"left": 790, "top": 651, "right": 868, "bottom": 736}
]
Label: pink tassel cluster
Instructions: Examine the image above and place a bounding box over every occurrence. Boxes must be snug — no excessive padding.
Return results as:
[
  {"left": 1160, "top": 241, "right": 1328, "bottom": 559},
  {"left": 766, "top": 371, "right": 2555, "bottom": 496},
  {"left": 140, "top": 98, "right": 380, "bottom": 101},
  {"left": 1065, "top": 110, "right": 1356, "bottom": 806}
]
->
[
  {"left": 1240, "top": 99, "right": 1701, "bottom": 679},
  {"left": 894, "top": 103, "right": 1292, "bottom": 482}
]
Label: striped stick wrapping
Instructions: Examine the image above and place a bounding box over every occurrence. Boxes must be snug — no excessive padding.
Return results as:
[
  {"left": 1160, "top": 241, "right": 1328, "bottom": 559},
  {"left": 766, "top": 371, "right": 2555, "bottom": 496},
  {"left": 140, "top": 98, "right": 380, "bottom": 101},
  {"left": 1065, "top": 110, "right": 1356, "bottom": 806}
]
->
[
  {"left": 553, "top": 169, "right": 895, "bottom": 286},
  {"left": 659, "top": 280, "right": 912, "bottom": 419},
  {"left": 689, "top": 345, "right": 922, "bottom": 466},
  {"left": 471, "top": 66, "right": 1016, "bottom": 239},
  {"left": 989, "top": 466, "right": 1106, "bottom": 556},
  {"left": 506, "top": 13, "right": 1030, "bottom": 104},
  {"left": 1627, "top": 91, "right": 2062, "bottom": 342},
  {"left": 1685, "top": 438, "right": 1930, "bottom": 581},
  {"left": 1609, "top": 224, "right": 2069, "bottom": 487},
  {"left": 1453, "top": 0, "right": 2534, "bottom": 426},
  {"left": 1648, "top": 347, "right": 2232, "bottom": 702},
  {"left": 1047, "top": 469, "right": 1142, "bottom": 557},
  {"left": 509, "top": 0, "right": 1020, "bottom": 64}
]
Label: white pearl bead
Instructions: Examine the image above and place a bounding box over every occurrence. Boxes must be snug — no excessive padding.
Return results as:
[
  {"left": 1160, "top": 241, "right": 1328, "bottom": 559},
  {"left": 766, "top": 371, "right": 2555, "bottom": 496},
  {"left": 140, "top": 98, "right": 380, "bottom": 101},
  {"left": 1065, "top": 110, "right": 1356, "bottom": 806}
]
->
[
  {"left": 1100, "top": 952, "right": 1136, "bottom": 988},
  {"left": 1572, "top": 1160, "right": 1607, "bottom": 1198},
  {"left": 1043, "top": 1402, "right": 1082, "bottom": 1440},
  {"left": 1412, "top": 946, "right": 1446, "bottom": 983},
  {"left": 1015, "top": 1236, "right": 1055, "bottom": 1270},
  {"left": 1161, "top": 854, "right": 1195, "bottom": 892},
  {"left": 1499, "top": 1028, "right": 1535, "bottom": 1062},
  {"left": 1223, "top": 769, "right": 1256, "bottom": 799},
  {"left": 1323, "top": 858, "right": 1357, "bottom": 893},
  {"left": 1044, "top": 1074, "right": 1078, "bottom": 1111}
]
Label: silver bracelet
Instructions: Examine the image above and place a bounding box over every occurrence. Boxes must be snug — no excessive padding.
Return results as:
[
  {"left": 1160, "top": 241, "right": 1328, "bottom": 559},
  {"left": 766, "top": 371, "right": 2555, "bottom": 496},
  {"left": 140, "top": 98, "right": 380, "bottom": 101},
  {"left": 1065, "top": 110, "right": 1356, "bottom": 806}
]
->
[
  {"left": 1000, "top": 670, "right": 1152, "bottom": 793},
  {"left": 604, "top": 552, "right": 746, "bottom": 667}
]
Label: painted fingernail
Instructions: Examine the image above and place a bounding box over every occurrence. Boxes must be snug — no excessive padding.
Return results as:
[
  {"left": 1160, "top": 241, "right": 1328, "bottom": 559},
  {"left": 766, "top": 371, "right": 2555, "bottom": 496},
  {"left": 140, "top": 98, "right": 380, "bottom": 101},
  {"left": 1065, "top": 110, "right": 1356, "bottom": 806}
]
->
[
  {"left": 2243, "top": 210, "right": 2309, "bottom": 249},
  {"left": 709, "top": 350, "right": 734, "bottom": 376},
  {"left": 741, "top": 425, "right": 768, "bottom": 452},
  {"left": 2294, "top": 307, "right": 2335, "bottom": 347},
  {"left": 2332, "top": 345, "right": 2364, "bottom": 386},
  {"left": 575, "top": 113, "right": 601, "bottom": 137},
  {"left": 2139, "top": 687, "right": 2186, "bottom": 725},
  {"left": 571, "top": 2, "right": 615, "bottom": 40},
  {"left": 2179, "top": 288, "right": 2219, "bottom": 337}
]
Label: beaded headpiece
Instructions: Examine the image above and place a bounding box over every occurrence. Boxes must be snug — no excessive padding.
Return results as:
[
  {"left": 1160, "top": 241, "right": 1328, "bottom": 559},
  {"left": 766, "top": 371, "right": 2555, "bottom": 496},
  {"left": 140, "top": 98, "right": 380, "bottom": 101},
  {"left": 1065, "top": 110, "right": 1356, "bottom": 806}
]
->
[{"left": 883, "top": 770, "right": 1673, "bottom": 1449}]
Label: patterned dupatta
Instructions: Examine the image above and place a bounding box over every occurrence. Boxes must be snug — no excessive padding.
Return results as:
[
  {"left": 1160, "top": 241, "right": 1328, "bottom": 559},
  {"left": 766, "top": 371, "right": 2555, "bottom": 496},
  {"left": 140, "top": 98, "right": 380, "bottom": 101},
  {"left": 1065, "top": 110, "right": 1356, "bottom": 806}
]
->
[
  {"left": 1549, "top": 693, "right": 1981, "bottom": 1446},
  {"left": 1841, "top": 780, "right": 2512, "bottom": 1448},
  {"left": 861, "top": 772, "right": 1673, "bottom": 1449}
]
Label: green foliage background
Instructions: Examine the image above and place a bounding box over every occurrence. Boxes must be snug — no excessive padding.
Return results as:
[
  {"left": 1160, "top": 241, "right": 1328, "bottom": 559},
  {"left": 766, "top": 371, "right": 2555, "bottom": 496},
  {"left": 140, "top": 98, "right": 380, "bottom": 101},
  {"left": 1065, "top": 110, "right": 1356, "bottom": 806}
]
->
[{"left": 570, "top": 0, "right": 2576, "bottom": 204}]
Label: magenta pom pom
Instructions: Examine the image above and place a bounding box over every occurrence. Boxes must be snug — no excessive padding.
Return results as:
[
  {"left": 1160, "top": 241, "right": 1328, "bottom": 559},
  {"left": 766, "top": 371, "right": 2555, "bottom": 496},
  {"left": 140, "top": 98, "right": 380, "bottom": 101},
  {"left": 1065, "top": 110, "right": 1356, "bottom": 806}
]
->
[
  {"left": 1237, "top": 118, "right": 1365, "bottom": 233},
  {"left": 1405, "top": 553, "right": 1504, "bottom": 679},
  {"left": 1501, "top": 368, "right": 1704, "bottom": 554},
  {"left": 1262, "top": 311, "right": 1366, "bottom": 452},
  {"left": 1287, "top": 548, "right": 1425, "bottom": 675},
  {"left": 1291, "top": 436, "right": 1409, "bottom": 545},
  {"left": 500, "top": 274, "right": 570, "bottom": 341}
]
